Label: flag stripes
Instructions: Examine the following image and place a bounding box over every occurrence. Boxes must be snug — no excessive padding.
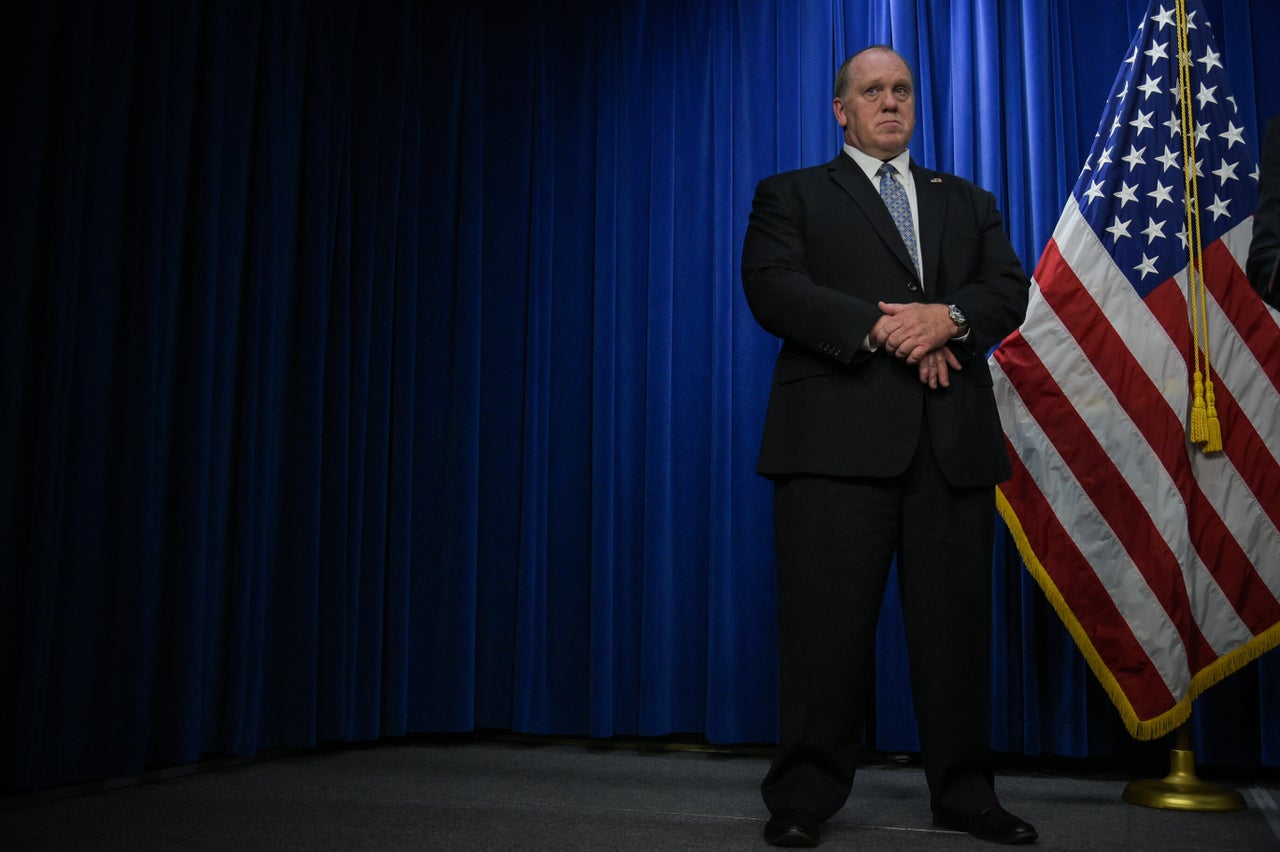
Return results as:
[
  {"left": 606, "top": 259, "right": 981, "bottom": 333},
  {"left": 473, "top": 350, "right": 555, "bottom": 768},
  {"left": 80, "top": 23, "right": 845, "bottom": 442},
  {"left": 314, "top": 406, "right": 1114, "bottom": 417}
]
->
[{"left": 994, "top": 213, "right": 1280, "bottom": 734}]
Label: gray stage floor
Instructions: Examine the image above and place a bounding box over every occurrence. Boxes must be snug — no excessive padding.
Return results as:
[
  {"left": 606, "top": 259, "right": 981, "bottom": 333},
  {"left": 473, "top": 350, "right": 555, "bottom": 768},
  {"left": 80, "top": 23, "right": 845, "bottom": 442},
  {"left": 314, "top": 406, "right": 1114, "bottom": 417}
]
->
[{"left": 3, "top": 738, "right": 1279, "bottom": 850}]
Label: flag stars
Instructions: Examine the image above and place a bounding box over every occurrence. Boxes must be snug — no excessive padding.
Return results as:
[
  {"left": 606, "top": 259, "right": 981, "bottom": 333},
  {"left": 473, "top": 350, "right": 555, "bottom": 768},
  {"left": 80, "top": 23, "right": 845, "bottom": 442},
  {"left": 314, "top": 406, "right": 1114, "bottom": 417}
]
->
[
  {"left": 1135, "top": 254, "right": 1160, "bottom": 279},
  {"left": 1253, "top": 164, "right": 1263, "bottom": 182},
  {"left": 1198, "top": 45, "right": 1222, "bottom": 73},
  {"left": 1213, "top": 159, "right": 1239, "bottom": 184},
  {"left": 1114, "top": 181, "right": 1140, "bottom": 207},
  {"left": 1156, "top": 146, "right": 1180, "bottom": 171},
  {"left": 1106, "top": 216, "right": 1133, "bottom": 241},
  {"left": 1087, "top": 4, "right": 1250, "bottom": 289},
  {"left": 1141, "top": 219, "right": 1167, "bottom": 243},
  {"left": 1195, "top": 82, "right": 1218, "bottom": 109},
  {"left": 1219, "top": 121, "right": 1244, "bottom": 148}
]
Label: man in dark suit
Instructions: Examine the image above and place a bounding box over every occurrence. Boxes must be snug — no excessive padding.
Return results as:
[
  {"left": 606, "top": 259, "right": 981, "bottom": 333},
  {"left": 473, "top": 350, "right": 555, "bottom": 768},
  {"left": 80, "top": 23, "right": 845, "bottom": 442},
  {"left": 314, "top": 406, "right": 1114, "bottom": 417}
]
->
[
  {"left": 741, "top": 46, "right": 1036, "bottom": 847},
  {"left": 1249, "top": 114, "right": 1280, "bottom": 307}
]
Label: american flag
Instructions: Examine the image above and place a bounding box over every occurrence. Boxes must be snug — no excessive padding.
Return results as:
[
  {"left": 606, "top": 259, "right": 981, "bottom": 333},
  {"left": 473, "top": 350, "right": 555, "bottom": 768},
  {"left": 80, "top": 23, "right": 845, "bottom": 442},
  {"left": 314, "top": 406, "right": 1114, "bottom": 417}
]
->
[{"left": 989, "top": 0, "right": 1280, "bottom": 739}]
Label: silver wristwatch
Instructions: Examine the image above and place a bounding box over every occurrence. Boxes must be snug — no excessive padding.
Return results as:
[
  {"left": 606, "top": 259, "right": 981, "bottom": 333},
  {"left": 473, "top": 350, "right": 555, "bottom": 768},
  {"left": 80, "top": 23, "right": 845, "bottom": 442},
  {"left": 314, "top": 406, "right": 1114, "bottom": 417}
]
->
[{"left": 947, "top": 304, "right": 969, "bottom": 333}]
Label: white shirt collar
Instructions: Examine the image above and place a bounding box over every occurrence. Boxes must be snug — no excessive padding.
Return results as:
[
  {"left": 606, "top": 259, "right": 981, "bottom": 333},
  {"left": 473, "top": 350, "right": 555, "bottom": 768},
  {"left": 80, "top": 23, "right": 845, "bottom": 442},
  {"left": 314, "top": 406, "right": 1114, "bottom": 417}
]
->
[{"left": 843, "top": 144, "right": 912, "bottom": 185}]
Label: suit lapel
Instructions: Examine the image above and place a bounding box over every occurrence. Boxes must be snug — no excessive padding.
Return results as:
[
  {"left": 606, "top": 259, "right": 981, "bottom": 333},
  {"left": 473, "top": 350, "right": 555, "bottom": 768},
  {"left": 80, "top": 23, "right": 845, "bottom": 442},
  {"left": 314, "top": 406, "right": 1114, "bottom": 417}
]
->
[
  {"left": 911, "top": 162, "right": 947, "bottom": 296},
  {"left": 827, "top": 154, "right": 920, "bottom": 284}
]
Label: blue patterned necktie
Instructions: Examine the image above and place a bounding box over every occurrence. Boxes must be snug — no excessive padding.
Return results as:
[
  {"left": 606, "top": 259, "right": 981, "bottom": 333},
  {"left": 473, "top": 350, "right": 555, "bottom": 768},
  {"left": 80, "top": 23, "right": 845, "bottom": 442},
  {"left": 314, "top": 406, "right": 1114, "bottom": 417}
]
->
[{"left": 877, "top": 161, "right": 922, "bottom": 284}]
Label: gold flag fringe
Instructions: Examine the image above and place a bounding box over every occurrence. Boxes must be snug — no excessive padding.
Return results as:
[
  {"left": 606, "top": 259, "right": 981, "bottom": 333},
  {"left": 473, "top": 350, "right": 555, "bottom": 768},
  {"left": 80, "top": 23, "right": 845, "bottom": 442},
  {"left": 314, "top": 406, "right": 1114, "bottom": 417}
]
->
[{"left": 996, "top": 488, "right": 1280, "bottom": 740}]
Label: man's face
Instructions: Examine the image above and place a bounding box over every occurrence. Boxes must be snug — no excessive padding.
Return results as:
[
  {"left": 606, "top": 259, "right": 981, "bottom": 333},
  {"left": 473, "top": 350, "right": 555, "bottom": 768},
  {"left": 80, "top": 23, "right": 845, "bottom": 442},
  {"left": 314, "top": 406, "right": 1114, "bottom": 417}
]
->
[{"left": 833, "top": 49, "right": 915, "bottom": 160}]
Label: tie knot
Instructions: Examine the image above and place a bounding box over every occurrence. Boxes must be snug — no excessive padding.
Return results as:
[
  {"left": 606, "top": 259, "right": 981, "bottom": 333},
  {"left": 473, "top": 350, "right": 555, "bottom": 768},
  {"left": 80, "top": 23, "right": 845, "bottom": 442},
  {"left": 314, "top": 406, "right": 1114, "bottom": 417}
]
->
[{"left": 877, "top": 162, "right": 898, "bottom": 178}]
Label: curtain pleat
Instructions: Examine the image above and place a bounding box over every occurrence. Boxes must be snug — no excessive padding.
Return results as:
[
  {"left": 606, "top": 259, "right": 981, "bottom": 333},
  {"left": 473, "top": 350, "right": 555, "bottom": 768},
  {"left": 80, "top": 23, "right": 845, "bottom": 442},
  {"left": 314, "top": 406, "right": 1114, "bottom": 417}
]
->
[{"left": 4, "top": 0, "right": 1280, "bottom": 791}]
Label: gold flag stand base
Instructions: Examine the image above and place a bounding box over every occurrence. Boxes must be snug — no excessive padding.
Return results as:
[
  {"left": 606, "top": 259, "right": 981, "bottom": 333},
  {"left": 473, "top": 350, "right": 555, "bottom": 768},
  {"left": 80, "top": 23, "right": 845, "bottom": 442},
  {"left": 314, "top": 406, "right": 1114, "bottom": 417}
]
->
[{"left": 1122, "top": 724, "right": 1245, "bottom": 812}]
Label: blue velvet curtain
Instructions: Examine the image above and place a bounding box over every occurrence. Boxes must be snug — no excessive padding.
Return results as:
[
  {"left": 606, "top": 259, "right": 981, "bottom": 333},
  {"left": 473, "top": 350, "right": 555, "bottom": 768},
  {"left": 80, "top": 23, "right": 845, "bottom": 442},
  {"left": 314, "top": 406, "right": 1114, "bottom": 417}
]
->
[{"left": 4, "top": 0, "right": 1279, "bottom": 791}]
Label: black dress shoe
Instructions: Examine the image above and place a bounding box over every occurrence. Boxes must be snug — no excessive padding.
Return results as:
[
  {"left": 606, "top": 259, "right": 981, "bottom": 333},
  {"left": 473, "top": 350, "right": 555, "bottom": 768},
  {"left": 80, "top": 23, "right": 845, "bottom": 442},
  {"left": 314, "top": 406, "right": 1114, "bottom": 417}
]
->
[
  {"left": 763, "top": 810, "right": 821, "bottom": 847},
  {"left": 934, "top": 804, "right": 1038, "bottom": 844}
]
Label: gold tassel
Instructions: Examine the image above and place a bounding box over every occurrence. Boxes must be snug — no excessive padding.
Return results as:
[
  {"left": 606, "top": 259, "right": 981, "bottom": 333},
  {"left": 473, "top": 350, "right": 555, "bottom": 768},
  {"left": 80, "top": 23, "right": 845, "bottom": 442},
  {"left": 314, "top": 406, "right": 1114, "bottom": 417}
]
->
[
  {"left": 1189, "top": 371, "right": 1207, "bottom": 445},
  {"left": 1204, "top": 383, "right": 1223, "bottom": 453}
]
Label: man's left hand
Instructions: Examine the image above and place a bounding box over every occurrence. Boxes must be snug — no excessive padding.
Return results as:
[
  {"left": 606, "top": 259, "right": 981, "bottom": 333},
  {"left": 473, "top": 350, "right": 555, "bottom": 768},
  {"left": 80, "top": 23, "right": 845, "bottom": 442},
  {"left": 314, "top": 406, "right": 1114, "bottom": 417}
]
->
[{"left": 917, "top": 347, "right": 962, "bottom": 388}]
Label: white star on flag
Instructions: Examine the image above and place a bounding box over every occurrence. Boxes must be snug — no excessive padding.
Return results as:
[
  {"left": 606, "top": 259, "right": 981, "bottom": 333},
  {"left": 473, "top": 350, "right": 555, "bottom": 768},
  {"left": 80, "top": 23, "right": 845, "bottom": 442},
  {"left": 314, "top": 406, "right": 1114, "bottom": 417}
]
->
[
  {"left": 1220, "top": 122, "right": 1244, "bottom": 148},
  {"left": 1196, "top": 82, "right": 1217, "bottom": 108},
  {"left": 1198, "top": 45, "right": 1222, "bottom": 72},
  {"left": 1213, "top": 159, "right": 1238, "bottom": 184}
]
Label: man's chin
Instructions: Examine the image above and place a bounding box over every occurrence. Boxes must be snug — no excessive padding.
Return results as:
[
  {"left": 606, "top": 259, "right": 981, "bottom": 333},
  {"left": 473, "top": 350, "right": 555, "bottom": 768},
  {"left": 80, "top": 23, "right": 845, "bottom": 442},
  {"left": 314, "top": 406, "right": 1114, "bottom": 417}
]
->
[{"left": 877, "top": 134, "right": 910, "bottom": 153}]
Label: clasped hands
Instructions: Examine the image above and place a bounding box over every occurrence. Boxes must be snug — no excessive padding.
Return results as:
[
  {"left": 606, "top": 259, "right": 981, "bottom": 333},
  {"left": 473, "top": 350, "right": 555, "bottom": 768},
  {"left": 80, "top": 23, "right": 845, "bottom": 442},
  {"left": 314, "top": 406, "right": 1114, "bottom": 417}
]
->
[{"left": 869, "top": 301, "right": 962, "bottom": 389}]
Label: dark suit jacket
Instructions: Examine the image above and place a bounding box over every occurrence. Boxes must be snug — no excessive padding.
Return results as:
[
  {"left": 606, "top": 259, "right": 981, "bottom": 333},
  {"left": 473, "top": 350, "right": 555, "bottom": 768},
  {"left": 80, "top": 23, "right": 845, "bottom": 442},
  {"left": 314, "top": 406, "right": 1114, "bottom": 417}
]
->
[
  {"left": 1249, "top": 114, "right": 1280, "bottom": 305},
  {"left": 742, "top": 151, "right": 1030, "bottom": 487}
]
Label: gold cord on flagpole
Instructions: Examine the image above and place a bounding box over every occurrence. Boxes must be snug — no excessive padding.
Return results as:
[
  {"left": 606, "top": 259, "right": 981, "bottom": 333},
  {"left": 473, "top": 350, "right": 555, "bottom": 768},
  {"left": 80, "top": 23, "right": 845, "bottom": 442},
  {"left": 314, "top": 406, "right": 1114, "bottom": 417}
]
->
[{"left": 1175, "top": 0, "right": 1222, "bottom": 453}]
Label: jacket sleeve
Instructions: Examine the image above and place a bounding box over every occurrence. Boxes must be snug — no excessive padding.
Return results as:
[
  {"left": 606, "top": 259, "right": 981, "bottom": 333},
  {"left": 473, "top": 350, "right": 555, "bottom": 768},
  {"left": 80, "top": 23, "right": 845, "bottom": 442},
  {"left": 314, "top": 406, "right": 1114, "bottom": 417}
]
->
[
  {"left": 940, "top": 185, "right": 1031, "bottom": 361},
  {"left": 1248, "top": 115, "right": 1280, "bottom": 303},
  {"left": 741, "top": 174, "right": 882, "bottom": 365}
]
